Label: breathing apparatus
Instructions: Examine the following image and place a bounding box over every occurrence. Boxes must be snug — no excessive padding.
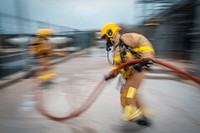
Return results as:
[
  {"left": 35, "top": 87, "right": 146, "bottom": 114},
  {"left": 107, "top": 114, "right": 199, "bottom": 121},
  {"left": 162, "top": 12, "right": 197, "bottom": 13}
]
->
[
  {"left": 106, "top": 38, "right": 114, "bottom": 65},
  {"left": 100, "top": 23, "right": 121, "bottom": 65},
  {"left": 106, "top": 38, "right": 112, "bottom": 52}
]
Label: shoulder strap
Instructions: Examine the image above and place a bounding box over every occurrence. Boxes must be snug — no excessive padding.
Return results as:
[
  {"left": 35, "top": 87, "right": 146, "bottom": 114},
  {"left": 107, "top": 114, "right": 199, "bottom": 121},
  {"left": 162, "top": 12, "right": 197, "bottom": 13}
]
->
[{"left": 119, "top": 35, "right": 141, "bottom": 58}]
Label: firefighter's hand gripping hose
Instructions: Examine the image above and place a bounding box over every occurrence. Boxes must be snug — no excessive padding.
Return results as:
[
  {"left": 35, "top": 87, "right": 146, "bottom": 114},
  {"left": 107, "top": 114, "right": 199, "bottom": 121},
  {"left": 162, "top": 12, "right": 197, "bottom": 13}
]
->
[{"left": 34, "top": 58, "right": 200, "bottom": 122}]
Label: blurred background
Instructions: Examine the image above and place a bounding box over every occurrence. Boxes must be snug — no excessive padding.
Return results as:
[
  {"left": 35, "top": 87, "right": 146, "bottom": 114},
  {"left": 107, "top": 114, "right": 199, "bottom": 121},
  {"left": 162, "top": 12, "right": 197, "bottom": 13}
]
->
[
  {"left": 0, "top": 0, "right": 200, "bottom": 133},
  {"left": 0, "top": 0, "right": 200, "bottom": 78}
]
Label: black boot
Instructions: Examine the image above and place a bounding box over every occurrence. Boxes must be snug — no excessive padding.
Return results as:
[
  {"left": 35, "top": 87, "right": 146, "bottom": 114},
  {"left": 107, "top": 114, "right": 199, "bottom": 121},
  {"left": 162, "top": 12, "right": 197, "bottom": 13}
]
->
[{"left": 135, "top": 116, "right": 151, "bottom": 126}]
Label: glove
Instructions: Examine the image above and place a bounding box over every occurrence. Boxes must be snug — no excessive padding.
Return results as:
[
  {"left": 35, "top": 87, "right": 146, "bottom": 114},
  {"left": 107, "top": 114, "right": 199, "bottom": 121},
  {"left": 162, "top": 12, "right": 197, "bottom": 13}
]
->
[
  {"left": 143, "top": 58, "right": 154, "bottom": 65},
  {"left": 104, "top": 71, "right": 119, "bottom": 81},
  {"left": 133, "top": 63, "right": 143, "bottom": 72},
  {"left": 133, "top": 58, "right": 154, "bottom": 72},
  {"left": 143, "top": 58, "right": 154, "bottom": 70},
  {"left": 104, "top": 73, "right": 115, "bottom": 81}
]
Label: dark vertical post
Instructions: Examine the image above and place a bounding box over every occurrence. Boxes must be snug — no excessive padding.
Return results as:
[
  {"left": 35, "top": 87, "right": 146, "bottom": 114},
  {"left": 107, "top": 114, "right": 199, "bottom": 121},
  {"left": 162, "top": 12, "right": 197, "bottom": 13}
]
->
[{"left": 192, "top": 0, "right": 200, "bottom": 77}]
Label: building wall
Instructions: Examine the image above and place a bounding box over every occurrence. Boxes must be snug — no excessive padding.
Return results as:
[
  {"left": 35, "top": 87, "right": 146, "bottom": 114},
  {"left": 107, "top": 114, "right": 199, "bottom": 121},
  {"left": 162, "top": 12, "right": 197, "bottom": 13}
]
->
[{"left": 191, "top": 0, "right": 200, "bottom": 76}]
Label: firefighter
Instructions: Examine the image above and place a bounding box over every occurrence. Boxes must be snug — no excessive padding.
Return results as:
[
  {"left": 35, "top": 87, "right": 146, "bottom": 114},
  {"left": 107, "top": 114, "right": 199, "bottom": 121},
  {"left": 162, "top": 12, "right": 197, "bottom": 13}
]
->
[
  {"left": 100, "top": 23, "right": 155, "bottom": 126},
  {"left": 29, "top": 29, "right": 53, "bottom": 69},
  {"left": 29, "top": 29, "right": 54, "bottom": 77}
]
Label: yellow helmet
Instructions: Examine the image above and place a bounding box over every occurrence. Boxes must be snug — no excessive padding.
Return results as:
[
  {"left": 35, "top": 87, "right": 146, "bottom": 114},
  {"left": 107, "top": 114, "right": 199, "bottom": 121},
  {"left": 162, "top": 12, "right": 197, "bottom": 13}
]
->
[
  {"left": 100, "top": 23, "right": 121, "bottom": 39},
  {"left": 37, "top": 29, "right": 53, "bottom": 37}
]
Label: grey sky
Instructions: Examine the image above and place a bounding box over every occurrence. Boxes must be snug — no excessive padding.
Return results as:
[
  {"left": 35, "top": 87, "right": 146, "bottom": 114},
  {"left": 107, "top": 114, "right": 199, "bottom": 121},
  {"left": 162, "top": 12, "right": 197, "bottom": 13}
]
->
[{"left": 0, "top": 0, "right": 144, "bottom": 30}]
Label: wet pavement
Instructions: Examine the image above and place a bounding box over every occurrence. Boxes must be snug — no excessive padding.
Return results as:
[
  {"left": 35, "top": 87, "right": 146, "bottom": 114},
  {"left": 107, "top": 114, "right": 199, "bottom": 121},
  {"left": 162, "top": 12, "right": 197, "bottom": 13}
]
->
[{"left": 0, "top": 47, "right": 200, "bottom": 133}]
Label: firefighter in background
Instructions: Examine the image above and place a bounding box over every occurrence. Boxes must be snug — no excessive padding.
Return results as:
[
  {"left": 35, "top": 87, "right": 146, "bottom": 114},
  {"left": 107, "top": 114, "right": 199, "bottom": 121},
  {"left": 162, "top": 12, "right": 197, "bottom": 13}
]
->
[
  {"left": 100, "top": 23, "right": 155, "bottom": 125},
  {"left": 29, "top": 29, "right": 54, "bottom": 77}
]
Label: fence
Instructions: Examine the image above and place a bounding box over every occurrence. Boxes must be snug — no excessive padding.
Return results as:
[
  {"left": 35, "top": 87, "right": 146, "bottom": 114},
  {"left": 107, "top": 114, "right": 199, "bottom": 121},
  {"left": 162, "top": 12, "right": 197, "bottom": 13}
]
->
[{"left": 0, "top": 13, "right": 95, "bottom": 78}]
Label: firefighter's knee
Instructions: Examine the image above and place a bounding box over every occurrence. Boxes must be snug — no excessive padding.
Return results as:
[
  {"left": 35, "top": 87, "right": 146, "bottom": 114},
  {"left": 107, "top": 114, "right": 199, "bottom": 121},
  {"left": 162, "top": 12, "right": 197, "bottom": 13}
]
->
[{"left": 126, "top": 87, "right": 137, "bottom": 99}]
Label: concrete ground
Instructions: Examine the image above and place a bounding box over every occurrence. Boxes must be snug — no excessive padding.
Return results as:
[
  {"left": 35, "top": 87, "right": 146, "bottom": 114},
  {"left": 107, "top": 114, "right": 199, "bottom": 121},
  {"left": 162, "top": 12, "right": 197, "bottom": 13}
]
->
[{"left": 0, "top": 47, "right": 200, "bottom": 133}]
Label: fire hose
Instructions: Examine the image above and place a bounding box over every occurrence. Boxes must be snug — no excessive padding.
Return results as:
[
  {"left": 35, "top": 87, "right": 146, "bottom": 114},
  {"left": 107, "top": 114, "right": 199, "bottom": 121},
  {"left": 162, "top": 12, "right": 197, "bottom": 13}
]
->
[{"left": 34, "top": 58, "right": 200, "bottom": 121}]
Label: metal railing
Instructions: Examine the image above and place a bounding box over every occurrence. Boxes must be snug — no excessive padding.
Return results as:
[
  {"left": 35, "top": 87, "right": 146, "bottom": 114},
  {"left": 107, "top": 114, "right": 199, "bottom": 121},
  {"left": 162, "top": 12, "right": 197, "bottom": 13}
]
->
[
  {"left": 0, "top": 12, "right": 95, "bottom": 79},
  {"left": 0, "top": 12, "right": 77, "bottom": 35}
]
